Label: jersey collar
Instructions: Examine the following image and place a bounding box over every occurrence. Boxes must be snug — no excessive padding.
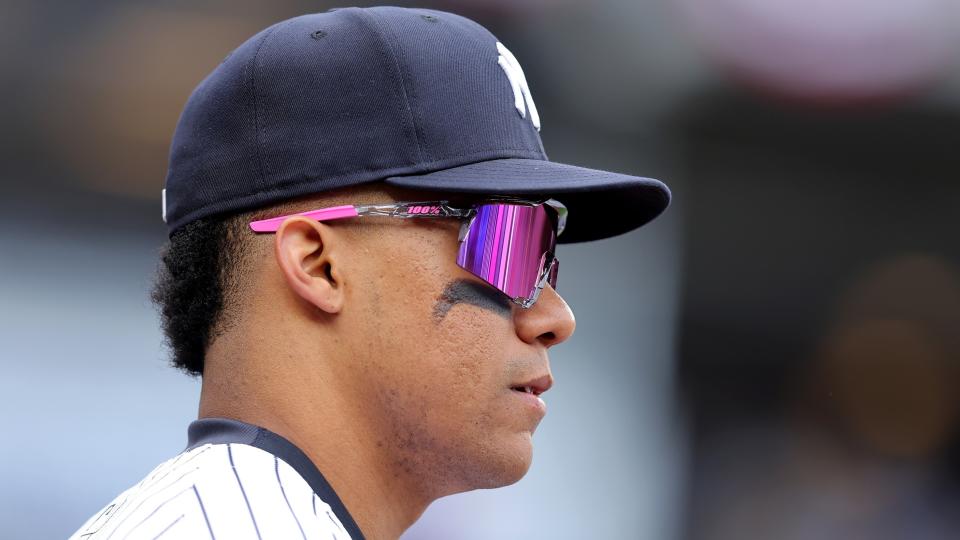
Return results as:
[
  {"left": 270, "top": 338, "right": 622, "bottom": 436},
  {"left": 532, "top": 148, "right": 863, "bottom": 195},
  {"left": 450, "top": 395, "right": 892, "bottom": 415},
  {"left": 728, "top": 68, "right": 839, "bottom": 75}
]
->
[{"left": 186, "top": 417, "right": 367, "bottom": 540}]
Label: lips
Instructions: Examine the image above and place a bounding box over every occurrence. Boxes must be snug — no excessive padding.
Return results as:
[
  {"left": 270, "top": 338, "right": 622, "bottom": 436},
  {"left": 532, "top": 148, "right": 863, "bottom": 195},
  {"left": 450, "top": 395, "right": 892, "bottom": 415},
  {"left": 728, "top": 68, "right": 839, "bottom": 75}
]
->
[{"left": 510, "top": 373, "right": 553, "bottom": 396}]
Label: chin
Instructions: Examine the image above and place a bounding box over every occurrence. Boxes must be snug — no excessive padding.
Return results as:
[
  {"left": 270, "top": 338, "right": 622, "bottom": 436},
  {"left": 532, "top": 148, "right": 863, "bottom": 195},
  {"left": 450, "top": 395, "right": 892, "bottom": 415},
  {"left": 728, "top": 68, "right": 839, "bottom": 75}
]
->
[{"left": 472, "top": 432, "right": 535, "bottom": 489}]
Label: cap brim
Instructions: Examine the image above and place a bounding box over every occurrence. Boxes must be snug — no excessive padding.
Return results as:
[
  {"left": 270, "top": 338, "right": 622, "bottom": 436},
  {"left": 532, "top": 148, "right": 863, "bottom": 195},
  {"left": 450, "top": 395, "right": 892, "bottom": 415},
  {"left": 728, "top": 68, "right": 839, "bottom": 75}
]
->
[{"left": 383, "top": 158, "right": 670, "bottom": 243}]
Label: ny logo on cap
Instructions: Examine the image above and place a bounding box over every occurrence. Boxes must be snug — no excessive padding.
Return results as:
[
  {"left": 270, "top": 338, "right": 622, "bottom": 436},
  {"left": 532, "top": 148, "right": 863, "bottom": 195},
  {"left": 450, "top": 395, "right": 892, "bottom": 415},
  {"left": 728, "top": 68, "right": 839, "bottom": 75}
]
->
[{"left": 496, "top": 42, "right": 541, "bottom": 132}]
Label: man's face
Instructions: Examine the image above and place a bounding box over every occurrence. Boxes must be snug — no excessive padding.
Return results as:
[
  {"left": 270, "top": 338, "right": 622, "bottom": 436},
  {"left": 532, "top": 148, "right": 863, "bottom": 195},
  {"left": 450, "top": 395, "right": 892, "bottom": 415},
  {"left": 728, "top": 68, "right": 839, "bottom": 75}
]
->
[{"left": 336, "top": 191, "right": 576, "bottom": 496}]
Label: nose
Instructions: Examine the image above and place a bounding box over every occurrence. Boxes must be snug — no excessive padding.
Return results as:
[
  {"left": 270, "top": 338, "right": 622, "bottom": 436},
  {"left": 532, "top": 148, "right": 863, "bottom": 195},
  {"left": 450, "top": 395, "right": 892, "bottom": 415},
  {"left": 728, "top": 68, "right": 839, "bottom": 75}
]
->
[{"left": 514, "top": 285, "right": 576, "bottom": 347}]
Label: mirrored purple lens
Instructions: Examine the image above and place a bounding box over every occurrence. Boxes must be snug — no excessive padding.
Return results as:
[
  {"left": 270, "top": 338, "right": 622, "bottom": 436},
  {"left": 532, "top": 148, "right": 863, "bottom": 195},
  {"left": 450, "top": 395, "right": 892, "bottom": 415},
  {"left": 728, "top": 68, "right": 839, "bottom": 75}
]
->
[{"left": 457, "top": 203, "right": 557, "bottom": 301}]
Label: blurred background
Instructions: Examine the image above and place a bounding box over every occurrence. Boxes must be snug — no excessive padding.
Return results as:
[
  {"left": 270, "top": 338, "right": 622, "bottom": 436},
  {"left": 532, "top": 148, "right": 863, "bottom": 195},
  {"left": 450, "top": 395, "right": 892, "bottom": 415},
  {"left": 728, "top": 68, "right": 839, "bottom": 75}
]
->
[{"left": 1, "top": 0, "right": 958, "bottom": 538}]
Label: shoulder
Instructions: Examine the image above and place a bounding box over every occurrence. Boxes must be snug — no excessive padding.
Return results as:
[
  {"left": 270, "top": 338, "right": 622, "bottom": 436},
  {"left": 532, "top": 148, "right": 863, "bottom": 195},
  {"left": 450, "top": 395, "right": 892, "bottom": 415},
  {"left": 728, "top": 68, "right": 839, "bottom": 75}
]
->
[{"left": 69, "top": 443, "right": 354, "bottom": 540}]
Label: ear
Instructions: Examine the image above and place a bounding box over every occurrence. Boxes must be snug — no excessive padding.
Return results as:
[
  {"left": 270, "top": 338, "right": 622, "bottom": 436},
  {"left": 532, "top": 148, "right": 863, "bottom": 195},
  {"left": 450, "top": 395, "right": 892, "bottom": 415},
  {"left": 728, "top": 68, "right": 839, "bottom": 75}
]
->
[{"left": 274, "top": 217, "right": 344, "bottom": 314}]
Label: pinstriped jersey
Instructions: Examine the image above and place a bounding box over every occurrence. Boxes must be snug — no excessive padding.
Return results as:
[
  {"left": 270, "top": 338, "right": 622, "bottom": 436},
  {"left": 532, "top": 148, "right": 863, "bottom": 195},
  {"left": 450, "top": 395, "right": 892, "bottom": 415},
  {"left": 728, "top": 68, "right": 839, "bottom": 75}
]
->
[{"left": 69, "top": 418, "right": 366, "bottom": 540}]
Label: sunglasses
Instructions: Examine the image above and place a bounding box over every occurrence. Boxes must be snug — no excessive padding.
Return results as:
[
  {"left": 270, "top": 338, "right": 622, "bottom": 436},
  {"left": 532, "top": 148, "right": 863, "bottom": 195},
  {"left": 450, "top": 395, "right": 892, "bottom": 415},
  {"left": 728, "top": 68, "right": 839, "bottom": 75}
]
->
[{"left": 249, "top": 197, "right": 567, "bottom": 308}]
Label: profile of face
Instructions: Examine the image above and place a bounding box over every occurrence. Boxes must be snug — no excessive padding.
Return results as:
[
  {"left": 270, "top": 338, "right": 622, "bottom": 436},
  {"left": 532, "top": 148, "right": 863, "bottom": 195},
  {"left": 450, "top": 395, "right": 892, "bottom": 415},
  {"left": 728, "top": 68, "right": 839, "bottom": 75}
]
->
[{"left": 267, "top": 185, "right": 577, "bottom": 498}]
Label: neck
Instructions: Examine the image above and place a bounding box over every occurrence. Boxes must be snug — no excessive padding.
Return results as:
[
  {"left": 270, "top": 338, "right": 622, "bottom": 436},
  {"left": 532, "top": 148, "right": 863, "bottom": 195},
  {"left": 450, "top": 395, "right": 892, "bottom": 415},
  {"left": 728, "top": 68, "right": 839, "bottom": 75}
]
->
[{"left": 200, "top": 336, "right": 434, "bottom": 540}]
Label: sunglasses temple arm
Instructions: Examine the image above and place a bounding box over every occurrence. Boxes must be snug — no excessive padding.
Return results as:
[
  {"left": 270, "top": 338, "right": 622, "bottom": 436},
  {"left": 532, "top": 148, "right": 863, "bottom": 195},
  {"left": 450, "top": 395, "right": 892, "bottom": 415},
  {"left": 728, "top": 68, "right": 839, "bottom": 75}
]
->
[
  {"left": 354, "top": 202, "right": 473, "bottom": 219},
  {"left": 248, "top": 202, "right": 474, "bottom": 233},
  {"left": 249, "top": 205, "right": 360, "bottom": 232}
]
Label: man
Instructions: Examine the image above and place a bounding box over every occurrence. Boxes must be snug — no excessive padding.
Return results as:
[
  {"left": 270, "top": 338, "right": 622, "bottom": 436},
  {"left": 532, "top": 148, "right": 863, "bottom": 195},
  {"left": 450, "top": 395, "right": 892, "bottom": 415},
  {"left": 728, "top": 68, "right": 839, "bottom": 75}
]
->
[{"left": 70, "top": 6, "right": 669, "bottom": 540}]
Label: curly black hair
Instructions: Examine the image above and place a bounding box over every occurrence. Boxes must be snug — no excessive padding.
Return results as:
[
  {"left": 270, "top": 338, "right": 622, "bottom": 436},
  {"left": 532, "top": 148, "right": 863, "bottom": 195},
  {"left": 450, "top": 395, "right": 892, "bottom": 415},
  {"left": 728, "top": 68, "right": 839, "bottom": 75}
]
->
[{"left": 151, "top": 213, "right": 247, "bottom": 377}]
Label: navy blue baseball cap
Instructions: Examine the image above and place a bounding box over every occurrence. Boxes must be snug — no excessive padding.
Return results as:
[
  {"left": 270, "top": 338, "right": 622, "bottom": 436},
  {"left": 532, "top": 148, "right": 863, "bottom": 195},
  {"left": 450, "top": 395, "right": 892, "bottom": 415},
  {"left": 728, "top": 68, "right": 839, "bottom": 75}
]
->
[{"left": 162, "top": 6, "right": 670, "bottom": 243}]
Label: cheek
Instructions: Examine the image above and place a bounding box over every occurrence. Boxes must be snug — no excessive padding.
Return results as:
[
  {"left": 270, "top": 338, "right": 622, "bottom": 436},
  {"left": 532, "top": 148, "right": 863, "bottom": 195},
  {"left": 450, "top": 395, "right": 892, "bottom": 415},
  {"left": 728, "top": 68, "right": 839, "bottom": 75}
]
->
[
  {"left": 366, "top": 227, "right": 496, "bottom": 355},
  {"left": 432, "top": 311, "right": 509, "bottom": 393},
  {"left": 355, "top": 227, "right": 516, "bottom": 417},
  {"left": 393, "top": 287, "right": 511, "bottom": 398},
  {"left": 374, "top": 270, "right": 514, "bottom": 413}
]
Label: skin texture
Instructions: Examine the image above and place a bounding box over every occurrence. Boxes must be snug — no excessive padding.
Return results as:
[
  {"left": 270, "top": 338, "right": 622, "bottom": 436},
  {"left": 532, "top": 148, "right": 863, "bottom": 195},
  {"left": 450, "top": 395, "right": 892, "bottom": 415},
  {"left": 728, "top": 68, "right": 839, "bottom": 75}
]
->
[{"left": 199, "top": 184, "right": 576, "bottom": 540}]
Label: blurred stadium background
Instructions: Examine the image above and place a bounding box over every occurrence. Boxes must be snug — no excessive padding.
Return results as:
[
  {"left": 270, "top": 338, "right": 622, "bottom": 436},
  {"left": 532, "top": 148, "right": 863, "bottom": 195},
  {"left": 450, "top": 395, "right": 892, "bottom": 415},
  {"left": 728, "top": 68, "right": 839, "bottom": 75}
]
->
[{"left": 1, "top": 0, "right": 959, "bottom": 538}]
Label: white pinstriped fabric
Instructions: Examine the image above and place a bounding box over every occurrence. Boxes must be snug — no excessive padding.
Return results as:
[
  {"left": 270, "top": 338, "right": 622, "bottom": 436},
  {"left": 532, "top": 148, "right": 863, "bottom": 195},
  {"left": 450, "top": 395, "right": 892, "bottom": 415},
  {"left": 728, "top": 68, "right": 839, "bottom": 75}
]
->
[{"left": 69, "top": 443, "right": 353, "bottom": 540}]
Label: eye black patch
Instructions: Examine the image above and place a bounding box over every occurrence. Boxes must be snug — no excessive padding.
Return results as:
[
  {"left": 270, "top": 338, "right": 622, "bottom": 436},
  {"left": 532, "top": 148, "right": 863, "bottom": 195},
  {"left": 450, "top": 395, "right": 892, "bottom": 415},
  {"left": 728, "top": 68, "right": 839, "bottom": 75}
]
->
[{"left": 433, "top": 279, "right": 512, "bottom": 321}]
